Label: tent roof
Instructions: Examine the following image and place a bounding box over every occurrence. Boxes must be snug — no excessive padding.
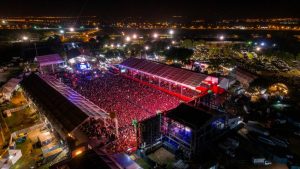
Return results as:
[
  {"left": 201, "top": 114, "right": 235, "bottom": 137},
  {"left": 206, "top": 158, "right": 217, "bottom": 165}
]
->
[
  {"left": 0, "top": 78, "right": 21, "bottom": 94},
  {"left": 40, "top": 75, "right": 108, "bottom": 119},
  {"left": 120, "top": 58, "right": 209, "bottom": 88},
  {"left": 21, "top": 74, "right": 96, "bottom": 132},
  {"left": 35, "top": 54, "right": 64, "bottom": 66}
]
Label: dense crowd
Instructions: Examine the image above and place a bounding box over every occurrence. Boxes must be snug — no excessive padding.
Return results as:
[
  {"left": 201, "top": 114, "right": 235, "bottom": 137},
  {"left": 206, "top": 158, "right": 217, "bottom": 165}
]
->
[
  {"left": 57, "top": 70, "right": 181, "bottom": 153},
  {"left": 79, "top": 117, "right": 116, "bottom": 146},
  {"left": 70, "top": 72, "right": 181, "bottom": 128}
]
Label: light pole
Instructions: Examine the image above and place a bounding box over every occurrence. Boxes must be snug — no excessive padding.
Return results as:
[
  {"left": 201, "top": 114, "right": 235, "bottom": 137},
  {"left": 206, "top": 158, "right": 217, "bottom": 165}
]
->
[
  {"left": 169, "top": 29, "right": 174, "bottom": 38},
  {"left": 69, "top": 27, "right": 75, "bottom": 32},
  {"left": 22, "top": 36, "right": 29, "bottom": 41},
  {"left": 153, "top": 33, "right": 159, "bottom": 39},
  {"left": 125, "top": 36, "right": 131, "bottom": 42},
  {"left": 219, "top": 35, "right": 224, "bottom": 41},
  {"left": 132, "top": 34, "right": 137, "bottom": 39}
]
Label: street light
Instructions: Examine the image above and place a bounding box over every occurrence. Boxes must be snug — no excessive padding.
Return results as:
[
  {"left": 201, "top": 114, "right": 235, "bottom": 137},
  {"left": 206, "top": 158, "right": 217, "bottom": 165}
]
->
[
  {"left": 117, "top": 44, "right": 121, "bottom": 48},
  {"left": 260, "top": 42, "right": 265, "bottom": 46},
  {"left": 171, "top": 40, "right": 176, "bottom": 44},
  {"left": 125, "top": 36, "right": 131, "bottom": 42},
  {"left": 153, "top": 33, "right": 159, "bottom": 39},
  {"left": 219, "top": 35, "right": 224, "bottom": 40},
  {"left": 256, "top": 47, "right": 261, "bottom": 51},
  {"left": 169, "top": 29, "right": 174, "bottom": 35},
  {"left": 132, "top": 34, "right": 137, "bottom": 39},
  {"left": 110, "top": 44, "right": 114, "bottom": 48},
  {"left": 22, "top": 36, "right": 29, "bottom": 41},
  {"left": 69, "top": 27, "right": 75, "bottom": 32},
  {"left": 145, "top": 46, "right": 150, "bottom": 50},
  {"left": 59, "top": 30, "right": 65, "bottom": 34}
]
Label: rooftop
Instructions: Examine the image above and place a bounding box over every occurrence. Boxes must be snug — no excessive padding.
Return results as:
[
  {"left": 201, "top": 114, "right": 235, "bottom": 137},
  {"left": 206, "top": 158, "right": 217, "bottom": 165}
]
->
[
  {"left": 21, "top": 74, "right": 88, "bottom": 132},
  {"left": 35, "top": 54, "right": 64, "bottom": 66},
  {"left": 120, "top": 58, "right": 211, "bottom": 89},
  {"left": 40, "top": 75, "right": 108, "bottom": 119}
]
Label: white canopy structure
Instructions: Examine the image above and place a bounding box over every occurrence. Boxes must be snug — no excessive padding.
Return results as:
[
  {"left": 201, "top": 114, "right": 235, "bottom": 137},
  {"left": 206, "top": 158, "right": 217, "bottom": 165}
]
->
[
  {"left": 35, "top": 54, "right": 65, "bottom": 74},
  {"left": 0, "top": 78, "right": 21, "bottom": 102}
]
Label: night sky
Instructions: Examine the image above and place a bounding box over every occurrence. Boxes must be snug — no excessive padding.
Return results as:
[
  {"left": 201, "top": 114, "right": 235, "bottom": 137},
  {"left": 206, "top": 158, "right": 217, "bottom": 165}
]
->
[{"left": 0, "top": 0, "right": 299, "bottom": 19}]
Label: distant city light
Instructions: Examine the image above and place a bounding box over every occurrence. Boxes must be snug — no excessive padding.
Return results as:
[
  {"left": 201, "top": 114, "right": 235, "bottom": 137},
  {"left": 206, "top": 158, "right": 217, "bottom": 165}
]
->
[
  {"left": 125, "top": 36, "right": 131, "bottom": 42},
  {"left": 69, "top": 27, "right": 75, "bottom": 32},
  {"left": 153, "top": 33, "right": 159, "bottom": 38},
  {"left": 166, "top": 46, "right": 170, "bottom": 50},
  {"left": 95, "top": 27, "right": 99, "bottom": 30},
  {"left": 104, "top": 44, "right": 108, "bottom": 47},
  {"left": 59, "top": 30, "right": 65, "bottom": 34},
  {"left": 123, "top": 44, "right": 126, "bottom": 47},
  {"left": 145, "top": 46, "right": 150, "bottom": 50},
  {"left": 110, "top": 44, "right": 114, "bottom": 48},
  {"left": 171, "top": 41, "right": 176, "bottom": 44},
  {"left": 260, "top": 42, "right": 265, "bottom": 46},
  {"left": 169, "top": 29, "right": 174, "bottom": 35},
  {"left": 117, "top": 44, "right": 120, "bottom": 48}
]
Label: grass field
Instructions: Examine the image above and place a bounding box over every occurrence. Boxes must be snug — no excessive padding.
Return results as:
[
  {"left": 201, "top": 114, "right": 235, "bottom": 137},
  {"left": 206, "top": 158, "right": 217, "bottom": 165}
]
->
[
  {"left": 11, "top": 139, "right": 42, "bottom": 169},
  {"left": 5, "top": 107, "right": 38, "bottom": 132}
]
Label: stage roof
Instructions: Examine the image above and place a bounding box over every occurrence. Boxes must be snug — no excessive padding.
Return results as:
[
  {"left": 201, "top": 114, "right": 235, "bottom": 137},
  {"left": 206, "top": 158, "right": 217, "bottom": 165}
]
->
[
  {"left": 35, "top": 54, "right": 64, "bottom": 66},
  {"left": 120, "top": 58, "right": 209, "bottom": 89},
  {"left": 166, "top": 103, "right": 213, "bottom": 130}
]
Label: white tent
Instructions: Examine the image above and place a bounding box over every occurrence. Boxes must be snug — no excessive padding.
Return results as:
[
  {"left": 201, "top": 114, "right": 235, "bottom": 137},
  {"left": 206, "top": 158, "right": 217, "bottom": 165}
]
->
[
  {"left": 35, "top": 54, "right": 65, "bottom": 74},
  {"left": 0, "top": 78, "right": 21, "bottom": 101}
]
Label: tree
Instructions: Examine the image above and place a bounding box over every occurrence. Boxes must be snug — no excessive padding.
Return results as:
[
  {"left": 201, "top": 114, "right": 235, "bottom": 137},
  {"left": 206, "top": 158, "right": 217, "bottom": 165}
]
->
[
  {"left": 152, "top": 41, "right": 168, "bottom": 54},
  {"left": 181, "top": 39, "right": 193, "bottom": 48},
  {"left": 164, "top": 47, "right": 194, "bottom": 63},
  {"left": 96, "top": 35, "right": 110, "bottom": 47}
]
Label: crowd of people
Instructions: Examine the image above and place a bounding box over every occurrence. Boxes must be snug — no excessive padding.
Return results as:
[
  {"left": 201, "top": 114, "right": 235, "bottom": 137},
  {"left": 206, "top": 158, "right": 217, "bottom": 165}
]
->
[
  {"left": 57, "top": 70, "right": 182, "bottom": 153},
  {"left": 79, "top": 117, "right": 116, "bottom": 147},
  {"left": 66, "top": 72, "right": 181, "bottom": 128}
]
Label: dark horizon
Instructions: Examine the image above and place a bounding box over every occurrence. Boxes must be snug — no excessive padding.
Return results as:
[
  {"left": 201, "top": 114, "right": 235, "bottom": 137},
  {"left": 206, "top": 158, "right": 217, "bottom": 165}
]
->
[{"left": 0, "top": 0, "right": 300, "bottom": 20}]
